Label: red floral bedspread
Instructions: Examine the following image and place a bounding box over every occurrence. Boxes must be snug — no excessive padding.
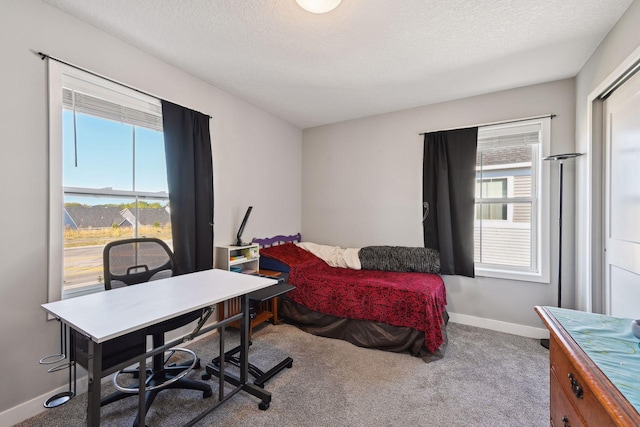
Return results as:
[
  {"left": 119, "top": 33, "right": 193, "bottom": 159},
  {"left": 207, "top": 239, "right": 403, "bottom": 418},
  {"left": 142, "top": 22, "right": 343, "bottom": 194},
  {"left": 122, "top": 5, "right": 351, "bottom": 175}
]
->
[{"left": 261, "top": 243, "right": 447, "bottom": 353}]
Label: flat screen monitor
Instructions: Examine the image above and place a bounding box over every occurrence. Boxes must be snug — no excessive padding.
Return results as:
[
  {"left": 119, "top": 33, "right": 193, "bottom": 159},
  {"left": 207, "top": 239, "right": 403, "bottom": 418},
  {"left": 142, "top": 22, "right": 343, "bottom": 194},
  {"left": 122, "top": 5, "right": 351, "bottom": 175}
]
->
[{"left": 235, "top": 206, "right": 253, "bottom": 246}]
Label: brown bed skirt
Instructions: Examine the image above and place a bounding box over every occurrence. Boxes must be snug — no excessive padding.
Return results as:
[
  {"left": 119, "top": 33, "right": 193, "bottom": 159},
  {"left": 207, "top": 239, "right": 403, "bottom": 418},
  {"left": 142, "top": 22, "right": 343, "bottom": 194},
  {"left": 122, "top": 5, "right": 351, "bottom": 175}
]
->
[{"left": 279, "top": 296, "right": 448, "bottom": 363}]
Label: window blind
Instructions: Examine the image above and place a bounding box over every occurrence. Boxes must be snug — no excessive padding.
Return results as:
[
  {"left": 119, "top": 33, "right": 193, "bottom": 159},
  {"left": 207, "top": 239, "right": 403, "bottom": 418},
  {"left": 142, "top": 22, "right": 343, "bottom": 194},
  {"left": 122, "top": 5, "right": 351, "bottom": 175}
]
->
[
  {"left": 478, "top": 123, "right": 541, "bottom": 150},
  {"left": 478, "top": 131, "right": 540, "bottom": 150},
  {"left": 62, "top": 88, "right": 163, "bottom": 131},
  {"left": 61, "top": 70, "right": 163, "bottom": 132}
]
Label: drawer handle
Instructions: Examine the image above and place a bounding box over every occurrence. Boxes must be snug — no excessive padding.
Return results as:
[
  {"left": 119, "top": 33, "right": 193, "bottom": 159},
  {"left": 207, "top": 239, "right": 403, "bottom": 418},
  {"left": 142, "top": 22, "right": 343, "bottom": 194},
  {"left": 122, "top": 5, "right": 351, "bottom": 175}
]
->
[
  {"left": 562, "top": 415, "right": 571, "bottom": 427},
  {"left": 568, "top": 373, "right": 584, "bottom": 399}
]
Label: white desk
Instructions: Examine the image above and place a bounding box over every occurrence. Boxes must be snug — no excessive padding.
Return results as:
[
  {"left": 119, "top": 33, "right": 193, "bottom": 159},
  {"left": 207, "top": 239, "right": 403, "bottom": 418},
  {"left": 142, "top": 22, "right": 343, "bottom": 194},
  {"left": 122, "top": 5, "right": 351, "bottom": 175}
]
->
[{"left": 42, "top": 268, "right": 276, "bottom": 426}]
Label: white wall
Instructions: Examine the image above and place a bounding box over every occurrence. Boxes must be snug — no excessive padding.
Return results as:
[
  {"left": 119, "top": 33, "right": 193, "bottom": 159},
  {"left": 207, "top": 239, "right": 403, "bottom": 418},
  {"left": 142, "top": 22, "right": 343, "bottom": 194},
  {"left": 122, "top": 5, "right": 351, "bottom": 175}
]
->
[
  {"left": 575, "top": 0, "right": 640, "bottom": 312},
  {"left": 0, "top": 0, "right": 301, "bottom": 422},
  {"left": 302, "top": 79, "right": 576, "bottom": 333}
]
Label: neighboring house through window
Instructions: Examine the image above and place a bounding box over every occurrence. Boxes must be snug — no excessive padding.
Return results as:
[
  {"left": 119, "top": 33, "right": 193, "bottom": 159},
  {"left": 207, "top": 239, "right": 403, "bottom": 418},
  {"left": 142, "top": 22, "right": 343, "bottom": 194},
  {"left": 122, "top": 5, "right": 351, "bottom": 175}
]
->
[
  {"left": 476, "top": 178, "right": 508, "bottom": 220},
  {"left": 48, "top": 61, "right": 171, "bottom": 300},
  {"left": 474, "top": 117, "right": 550, "bottom": 283}
]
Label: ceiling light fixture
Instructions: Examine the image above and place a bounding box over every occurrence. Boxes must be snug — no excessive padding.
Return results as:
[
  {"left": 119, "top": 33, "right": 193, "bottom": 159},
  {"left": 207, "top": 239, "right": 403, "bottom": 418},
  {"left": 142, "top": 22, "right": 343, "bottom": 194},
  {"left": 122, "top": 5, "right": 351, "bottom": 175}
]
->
[{"left": 296, "top": 0, "right": 342, "bottom": 14}]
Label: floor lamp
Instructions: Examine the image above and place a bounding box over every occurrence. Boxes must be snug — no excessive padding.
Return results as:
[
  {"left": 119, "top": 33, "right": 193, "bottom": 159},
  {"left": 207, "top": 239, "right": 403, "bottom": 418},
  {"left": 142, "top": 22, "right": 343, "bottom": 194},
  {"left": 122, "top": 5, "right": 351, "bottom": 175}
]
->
[{"left": 540, "top": 152, "right": 583, "bottom": 349}]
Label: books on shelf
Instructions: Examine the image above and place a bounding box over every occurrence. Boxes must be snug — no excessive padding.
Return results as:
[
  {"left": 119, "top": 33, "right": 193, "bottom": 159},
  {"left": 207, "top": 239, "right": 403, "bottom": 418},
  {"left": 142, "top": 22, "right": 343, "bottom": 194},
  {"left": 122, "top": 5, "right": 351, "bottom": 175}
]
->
[
  {"left": 230, "top": 255, "right": 247, "bottom": 261},
  {"left": 245, "top": 247, "right": 259, "bottom": 259}
]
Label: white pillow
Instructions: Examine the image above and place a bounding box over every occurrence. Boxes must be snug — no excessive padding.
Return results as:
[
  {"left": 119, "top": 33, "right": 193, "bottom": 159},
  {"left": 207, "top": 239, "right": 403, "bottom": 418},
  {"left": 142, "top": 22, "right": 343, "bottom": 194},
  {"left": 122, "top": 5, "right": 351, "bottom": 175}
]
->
[{"left": 296, "top": 242, "right": 361, "bottom": 270}]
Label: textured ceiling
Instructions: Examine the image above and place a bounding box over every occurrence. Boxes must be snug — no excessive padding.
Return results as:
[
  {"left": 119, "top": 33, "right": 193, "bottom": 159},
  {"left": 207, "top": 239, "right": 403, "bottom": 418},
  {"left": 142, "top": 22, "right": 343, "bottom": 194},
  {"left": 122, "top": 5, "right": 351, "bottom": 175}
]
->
[{"left": 42, "top": 0, "right": 632, "bottom": 129}]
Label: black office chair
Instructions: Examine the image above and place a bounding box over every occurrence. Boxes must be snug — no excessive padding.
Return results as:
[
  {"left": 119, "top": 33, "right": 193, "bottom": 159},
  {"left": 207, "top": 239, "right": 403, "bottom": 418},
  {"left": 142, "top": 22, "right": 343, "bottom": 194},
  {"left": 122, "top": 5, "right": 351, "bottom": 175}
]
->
[{"left": 100, "top": 237, "right": 212, "bottom": 426}]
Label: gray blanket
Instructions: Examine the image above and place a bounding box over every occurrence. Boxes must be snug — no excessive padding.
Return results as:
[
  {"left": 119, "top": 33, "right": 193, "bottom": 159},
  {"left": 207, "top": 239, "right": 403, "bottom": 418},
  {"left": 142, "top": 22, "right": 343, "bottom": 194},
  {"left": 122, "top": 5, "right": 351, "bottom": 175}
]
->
[{"left": 358, "top": 246, "right": 440, "bottom": 274}]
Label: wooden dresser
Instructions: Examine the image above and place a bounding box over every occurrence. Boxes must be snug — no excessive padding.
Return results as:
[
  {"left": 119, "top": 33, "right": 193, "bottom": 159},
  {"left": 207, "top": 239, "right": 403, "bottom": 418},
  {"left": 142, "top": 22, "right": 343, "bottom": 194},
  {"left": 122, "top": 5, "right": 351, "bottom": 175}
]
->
[{"left": 535, "top": 306, "right": 640, "bottom": 427}]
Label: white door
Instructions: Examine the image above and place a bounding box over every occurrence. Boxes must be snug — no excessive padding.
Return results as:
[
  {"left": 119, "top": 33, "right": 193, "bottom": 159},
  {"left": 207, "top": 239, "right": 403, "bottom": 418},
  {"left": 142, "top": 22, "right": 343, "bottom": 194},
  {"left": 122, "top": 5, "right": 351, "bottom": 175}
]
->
[{"left": 604, "top": 69, "right": 640, "bottom": 318}]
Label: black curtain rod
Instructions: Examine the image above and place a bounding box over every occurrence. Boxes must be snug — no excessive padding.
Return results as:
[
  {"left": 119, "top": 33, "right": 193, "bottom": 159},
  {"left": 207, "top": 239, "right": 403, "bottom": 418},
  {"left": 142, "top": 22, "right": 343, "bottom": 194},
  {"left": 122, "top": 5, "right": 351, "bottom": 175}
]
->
[
  {"left": 37, "top": 51, "right": 213, "bottom": 119},
  {"left": 419, "top": 114, "right": 555, "bottom": 135}
]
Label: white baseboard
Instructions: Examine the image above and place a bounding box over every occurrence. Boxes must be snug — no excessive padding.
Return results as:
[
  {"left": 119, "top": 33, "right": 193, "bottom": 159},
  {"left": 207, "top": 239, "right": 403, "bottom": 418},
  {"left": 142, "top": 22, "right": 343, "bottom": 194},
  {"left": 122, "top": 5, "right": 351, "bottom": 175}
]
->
[
  {"left": 448, "top": 312, "right": 549, "bottom": 339},
  {"left": 0, "top": 376, "right": 89, "bottom": 427},
  {"left": 1, "top": 328, "right": 220, "bottom": 427}
]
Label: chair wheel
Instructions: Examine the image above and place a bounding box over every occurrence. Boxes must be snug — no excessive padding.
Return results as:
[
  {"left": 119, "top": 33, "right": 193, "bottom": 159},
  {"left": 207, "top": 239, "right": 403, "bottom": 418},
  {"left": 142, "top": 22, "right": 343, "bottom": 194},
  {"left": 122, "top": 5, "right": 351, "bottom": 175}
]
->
[
  {"left": 201, "top": 373, "right": 211, "bottom": 380},
  {"left": 286, "top": 361, "right": 293, "bottom": 368},
  {"left": 203, "top": 388, "right": 213, "bottom": 398},
  {"left": 259, "top": 401, "right": 270, "bottom": 411}
]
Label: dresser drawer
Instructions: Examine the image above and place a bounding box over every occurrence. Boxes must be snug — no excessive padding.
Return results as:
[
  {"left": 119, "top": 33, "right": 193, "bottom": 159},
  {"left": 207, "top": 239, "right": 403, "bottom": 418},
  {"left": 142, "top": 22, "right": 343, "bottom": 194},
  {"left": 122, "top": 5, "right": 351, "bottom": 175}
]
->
[
  {"left": 550, "top": 336, "right": 615, "bottom": 427},
  {"left": 551, "top": 369, "right": 585, "bottom": 427}
]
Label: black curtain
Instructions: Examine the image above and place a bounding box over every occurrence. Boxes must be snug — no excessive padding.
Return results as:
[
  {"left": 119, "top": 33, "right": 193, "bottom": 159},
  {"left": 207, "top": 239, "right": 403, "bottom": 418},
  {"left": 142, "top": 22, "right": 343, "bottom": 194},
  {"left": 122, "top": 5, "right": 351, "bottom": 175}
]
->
[
  {"left": 423, "top": 127, "right": 477, "bottom": 277},
  {"left": 161, "top": 100, "right": 214, "bottom": 274}
]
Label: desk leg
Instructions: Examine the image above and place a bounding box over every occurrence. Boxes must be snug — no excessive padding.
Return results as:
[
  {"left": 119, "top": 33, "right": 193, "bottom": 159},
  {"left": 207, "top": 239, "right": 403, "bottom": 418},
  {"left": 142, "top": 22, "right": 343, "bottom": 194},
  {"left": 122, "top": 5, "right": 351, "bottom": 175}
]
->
[
  {"left": 138, "top": 357, "right": 146, "bottom": 427},
  {"left": 195, "top": 295, "right": 271, "bottom": 424},
  {"left": 239, "top": 294, "right": 271, "bottom": 410},
  {"left": 218, "top": 312, "right": 226, "bottom": 401},
  {"left": 86, "top": 340, "right": 102, "bottom": 426},
  {"left": 240, "top": 294, "right": 249, "bottom": 384}
]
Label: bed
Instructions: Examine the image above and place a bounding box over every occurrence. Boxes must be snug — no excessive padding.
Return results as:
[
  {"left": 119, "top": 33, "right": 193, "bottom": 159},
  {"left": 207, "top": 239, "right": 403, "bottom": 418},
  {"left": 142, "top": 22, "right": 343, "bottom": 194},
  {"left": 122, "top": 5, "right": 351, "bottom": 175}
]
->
[{"left": 252, "top": 234, "right": 448, "bottom": 362}]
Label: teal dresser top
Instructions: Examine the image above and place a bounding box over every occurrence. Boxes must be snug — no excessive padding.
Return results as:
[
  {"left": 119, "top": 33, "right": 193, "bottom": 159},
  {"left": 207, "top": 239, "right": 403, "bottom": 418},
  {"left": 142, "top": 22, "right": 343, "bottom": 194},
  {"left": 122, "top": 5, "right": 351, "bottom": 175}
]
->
[{"left": 546, "top": 307, "right": 640, "bottom": 412}]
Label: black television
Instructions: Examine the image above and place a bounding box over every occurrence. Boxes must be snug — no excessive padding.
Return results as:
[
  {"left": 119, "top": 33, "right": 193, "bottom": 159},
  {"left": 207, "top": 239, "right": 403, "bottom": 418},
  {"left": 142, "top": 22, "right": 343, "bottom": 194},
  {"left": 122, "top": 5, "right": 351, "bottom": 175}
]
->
[{"left": 235, "top": 206, "right": 253, "bottom": 246}]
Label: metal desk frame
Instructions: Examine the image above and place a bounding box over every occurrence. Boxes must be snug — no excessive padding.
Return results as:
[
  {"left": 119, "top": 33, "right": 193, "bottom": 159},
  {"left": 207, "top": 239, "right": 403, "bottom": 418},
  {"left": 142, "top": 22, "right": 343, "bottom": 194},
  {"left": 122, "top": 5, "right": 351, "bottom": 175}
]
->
[{"left": 42, "top": 269, "right": 276, "bottom": 426}]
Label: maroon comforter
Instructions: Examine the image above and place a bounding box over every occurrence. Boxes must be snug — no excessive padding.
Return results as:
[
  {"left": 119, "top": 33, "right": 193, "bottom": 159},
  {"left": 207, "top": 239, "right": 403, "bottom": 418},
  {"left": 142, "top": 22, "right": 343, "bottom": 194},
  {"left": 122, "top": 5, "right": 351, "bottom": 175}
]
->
[{"left": 261, "top": 243, "right": 447, "bottom": 353}]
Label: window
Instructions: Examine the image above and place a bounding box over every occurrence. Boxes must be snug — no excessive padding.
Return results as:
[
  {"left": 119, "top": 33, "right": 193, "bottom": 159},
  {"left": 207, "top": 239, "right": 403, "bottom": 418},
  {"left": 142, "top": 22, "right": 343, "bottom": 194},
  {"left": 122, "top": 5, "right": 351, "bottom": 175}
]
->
[
  {"left": 476, "top": 178, "right": 508, "bottom": 220},
  {"left": 48, "top": 62, "right": 171, "bottom": 300},
  {"left": 474, "top": 118, "right": 550, "bottom": 282}
]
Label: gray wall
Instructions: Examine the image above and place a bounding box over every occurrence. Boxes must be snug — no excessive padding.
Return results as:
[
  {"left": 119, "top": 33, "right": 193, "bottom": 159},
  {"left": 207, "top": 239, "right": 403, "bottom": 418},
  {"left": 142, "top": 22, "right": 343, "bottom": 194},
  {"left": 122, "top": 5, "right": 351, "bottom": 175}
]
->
[
  {"left": 0, "top": 0, "right": 301, "bottom": 420},
  {"left": 574, "top": 0, "right": 640, "bottom": 312},
  {"left": 302, "top": 79, "right": 576, "bottom": 333}
]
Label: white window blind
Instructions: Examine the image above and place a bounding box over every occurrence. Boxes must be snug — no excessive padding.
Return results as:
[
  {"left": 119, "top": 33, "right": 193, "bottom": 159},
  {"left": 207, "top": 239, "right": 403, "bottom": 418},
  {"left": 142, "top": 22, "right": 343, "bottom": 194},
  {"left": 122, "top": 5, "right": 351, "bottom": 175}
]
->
[
  {"left": 478, "top": 123, "right": 541, "bottom": 150},
  {"left": 62, "top": 71, "right": 162, "bottom": 131}
]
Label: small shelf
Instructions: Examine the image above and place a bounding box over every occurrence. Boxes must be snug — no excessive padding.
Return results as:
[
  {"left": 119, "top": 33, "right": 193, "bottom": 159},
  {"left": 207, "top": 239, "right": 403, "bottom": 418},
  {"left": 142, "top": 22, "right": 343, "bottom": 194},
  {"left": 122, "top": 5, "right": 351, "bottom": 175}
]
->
[
  {"left": 227, "top": 310, "right": 274, "bottom": 332},
  {"left": 229, "top": 256, "right": 259, "bottom": 266},
  {"left": 252, "top": 310, "right": 273, "bottom": 325},
  {"left": 215, "top": 244, "right": 259, "bottom": 272},
  {"left": 215, "top": 244, "right": 281, "bottom": 338}
]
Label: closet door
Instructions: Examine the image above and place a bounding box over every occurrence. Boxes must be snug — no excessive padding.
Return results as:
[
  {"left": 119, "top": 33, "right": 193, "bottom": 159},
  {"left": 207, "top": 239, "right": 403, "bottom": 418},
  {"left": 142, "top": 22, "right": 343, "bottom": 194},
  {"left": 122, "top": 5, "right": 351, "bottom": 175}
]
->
[{"left": 604, "top": 69, "right": 640, "bottom": 318}]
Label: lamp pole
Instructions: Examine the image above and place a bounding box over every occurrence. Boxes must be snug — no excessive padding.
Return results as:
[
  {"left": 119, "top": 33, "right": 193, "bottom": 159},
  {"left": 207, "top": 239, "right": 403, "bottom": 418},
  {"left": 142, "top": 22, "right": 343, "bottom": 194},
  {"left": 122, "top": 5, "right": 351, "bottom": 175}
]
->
[{"left": 540, "top": 152, "right": 583, "bottom": 349}]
